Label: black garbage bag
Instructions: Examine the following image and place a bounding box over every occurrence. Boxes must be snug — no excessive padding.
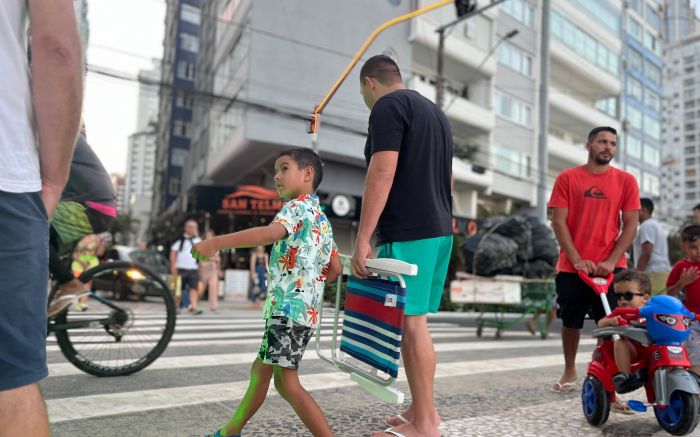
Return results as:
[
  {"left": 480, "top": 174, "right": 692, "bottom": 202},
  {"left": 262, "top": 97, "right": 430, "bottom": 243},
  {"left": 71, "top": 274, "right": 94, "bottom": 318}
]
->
[
  {"left": 481, "top": 215, "right": 508, "bottom": 232},
  {"left": 528, "top": 222, "right": 559, "bottom": 266},
  {"left": 491, "top": 216, "right": 533, "bottom": 261},
  {"left": 521, "top": 260, "right": 557, "bottom": 278},
  {"left": 460, "top": 233, "right": 518, "bottom": 276}
]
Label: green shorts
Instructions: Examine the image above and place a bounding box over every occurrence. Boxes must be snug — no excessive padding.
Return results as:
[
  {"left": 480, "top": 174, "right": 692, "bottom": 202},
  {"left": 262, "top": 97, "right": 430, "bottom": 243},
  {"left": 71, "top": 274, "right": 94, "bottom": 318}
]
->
[{"left": 377, "top": 235, "right": 453, "bottom": 315}]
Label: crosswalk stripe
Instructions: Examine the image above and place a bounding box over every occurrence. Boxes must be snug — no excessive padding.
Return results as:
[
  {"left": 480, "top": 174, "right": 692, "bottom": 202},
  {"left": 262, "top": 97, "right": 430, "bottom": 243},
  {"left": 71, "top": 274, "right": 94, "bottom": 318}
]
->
[
  {"left": 45, "top": 329, "right": 549, "bottom": 354},
  {"left": 46, "top": 353, "right": 589, "bottom": 423},
  {"left": 46, "top": 338, "right": 596, "bottom": 377}
]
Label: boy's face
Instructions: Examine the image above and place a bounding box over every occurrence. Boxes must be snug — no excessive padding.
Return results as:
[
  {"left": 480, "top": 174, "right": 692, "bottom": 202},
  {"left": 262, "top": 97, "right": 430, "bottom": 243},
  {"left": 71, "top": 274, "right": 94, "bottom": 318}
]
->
[
  {"left": 613, "top": 280, "right": 649, "bottom": 309},
  {"left": 274, "top": 155, "right": 312, "bottom": 199},
  {"left": 683, "top": 239, "right": 700, "bottom": 262}
]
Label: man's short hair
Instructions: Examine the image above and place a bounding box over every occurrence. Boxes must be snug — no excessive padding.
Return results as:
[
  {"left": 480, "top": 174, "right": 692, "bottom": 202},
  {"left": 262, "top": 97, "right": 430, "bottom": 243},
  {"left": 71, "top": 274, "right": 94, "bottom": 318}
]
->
[
  {"left": 276, "top": 148, "right": 324, "bottom": 191},
  {"left": 681, "top": 224, "right": 700, "bottom": 242},
  {"left": 588, "top": 126, "right": 617, "bottom": 143},
  {"left": 693, "top": 203, "right": 700, "bottom": 212},
  {"left": 614, "top": 269, "right": 651, "bottom": 295},
  {"left": 640, "top": 198, "right": 654, "bottom": 214},
  {"left": 359, "top": 55, "right": 402, "bottom": 86}
]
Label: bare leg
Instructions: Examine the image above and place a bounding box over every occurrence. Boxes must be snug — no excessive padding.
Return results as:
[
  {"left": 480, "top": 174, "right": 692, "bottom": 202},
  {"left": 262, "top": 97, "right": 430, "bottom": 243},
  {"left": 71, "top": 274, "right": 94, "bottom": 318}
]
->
[
  {"left": 614, "top": 339, "right": 635, "bottom": 374},
  {"left": 558, "top": 327, "right": 580, "bottom": 384},
  {"left": 0, "top": 384, "right": 49, "bottom": 437},
  {"left": 273, "top": 366, "right": 333, "bottom": 437},
  {"left": 377, "top": 315, "right": 440, "bottom": 437},
  {"left": 220, "top": 358, "right": 273, "bottom": 436},
  {"left": 189, "top": 287, "right": 199, "bottom": 311},
  {"left": 208, "top": 275, "right": 219, "bottom": 310}
]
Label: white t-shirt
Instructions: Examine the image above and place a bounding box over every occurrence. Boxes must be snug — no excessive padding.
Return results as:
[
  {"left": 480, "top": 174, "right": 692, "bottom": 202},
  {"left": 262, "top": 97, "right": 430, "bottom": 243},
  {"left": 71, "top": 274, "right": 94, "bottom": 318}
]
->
[
  {"left": 0, "top": 1, "right": 41, "bottom": 193},
  {"left": 170, "top": 235, "right": 202, "bottom": 270},
  {"left": 633, "top": 218, "right": 671, "bottom": 273}
]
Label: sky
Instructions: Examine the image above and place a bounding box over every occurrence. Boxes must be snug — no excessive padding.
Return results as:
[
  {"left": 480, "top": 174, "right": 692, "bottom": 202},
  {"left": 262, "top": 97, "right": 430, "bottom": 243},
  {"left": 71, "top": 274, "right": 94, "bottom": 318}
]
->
[{"left": 83, "top": 0, "right": 165, "bottom": 175}]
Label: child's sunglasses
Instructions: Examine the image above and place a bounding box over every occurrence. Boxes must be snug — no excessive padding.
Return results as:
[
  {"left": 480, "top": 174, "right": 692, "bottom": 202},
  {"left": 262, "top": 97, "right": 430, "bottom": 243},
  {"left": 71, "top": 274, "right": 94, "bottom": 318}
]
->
[{"left": 615, "top": 291, "right": 644, "bottom": 301}]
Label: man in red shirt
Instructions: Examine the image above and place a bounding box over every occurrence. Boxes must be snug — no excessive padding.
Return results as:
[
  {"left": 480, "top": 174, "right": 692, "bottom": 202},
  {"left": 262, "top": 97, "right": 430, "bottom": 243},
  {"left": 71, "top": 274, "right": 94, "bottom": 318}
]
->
[
  {"left": 666, "top": 224, "right": 700, "bottom": 375},
  {"left": 548, "top": 126, "right": 640, "bottom": 393}
]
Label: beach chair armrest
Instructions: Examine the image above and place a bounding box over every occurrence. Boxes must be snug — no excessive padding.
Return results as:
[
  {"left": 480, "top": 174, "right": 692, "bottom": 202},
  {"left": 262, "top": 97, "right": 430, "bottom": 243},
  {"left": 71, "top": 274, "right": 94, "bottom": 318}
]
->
[{"left": 366, "top": 258, "right": 418, "bottom": 276}]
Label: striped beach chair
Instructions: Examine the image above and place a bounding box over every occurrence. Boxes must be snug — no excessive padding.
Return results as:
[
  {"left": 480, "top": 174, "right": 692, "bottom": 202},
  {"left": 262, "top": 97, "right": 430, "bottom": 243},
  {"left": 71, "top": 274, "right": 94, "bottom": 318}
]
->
[{"left": 316, "top": 257, "right": 417, "bottom": 404}]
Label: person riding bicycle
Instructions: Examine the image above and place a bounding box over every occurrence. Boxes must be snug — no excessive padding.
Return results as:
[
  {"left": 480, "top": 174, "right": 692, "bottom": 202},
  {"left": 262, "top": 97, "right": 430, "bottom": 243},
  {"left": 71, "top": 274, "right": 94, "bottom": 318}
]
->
[{"left": 47, "top": 130, "right": 117, "bottom": 317}]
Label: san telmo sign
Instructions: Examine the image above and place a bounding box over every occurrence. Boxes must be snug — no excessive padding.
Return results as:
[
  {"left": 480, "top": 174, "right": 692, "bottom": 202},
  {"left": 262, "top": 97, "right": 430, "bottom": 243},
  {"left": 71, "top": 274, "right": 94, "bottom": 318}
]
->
[{"left": 218, "top": 185, "right": 283, "bottom": 216}]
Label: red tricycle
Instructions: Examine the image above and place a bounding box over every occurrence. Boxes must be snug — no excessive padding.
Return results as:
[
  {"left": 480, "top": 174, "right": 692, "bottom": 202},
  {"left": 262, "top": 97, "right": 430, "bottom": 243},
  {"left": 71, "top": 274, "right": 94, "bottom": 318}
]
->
[{"left": 580, "top": 272, "right": 700, "bottom": 436}]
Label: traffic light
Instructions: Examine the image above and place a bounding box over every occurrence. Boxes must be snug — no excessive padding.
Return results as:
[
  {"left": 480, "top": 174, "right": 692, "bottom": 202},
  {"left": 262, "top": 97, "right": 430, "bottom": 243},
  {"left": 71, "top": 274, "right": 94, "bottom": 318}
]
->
[{"left": 455, "top": 0, "right": 477, "bottom": 17}]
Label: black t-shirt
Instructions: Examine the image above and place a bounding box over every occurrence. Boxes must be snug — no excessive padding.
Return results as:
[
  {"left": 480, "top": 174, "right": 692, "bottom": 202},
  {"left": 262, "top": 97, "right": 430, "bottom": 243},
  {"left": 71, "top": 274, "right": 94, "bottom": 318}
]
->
[
  {"left": 61, "top": 133, "right": 116, "bottom": 207},
  {"left": 364, "top": 89, "right": 453, "bottom": 244}
]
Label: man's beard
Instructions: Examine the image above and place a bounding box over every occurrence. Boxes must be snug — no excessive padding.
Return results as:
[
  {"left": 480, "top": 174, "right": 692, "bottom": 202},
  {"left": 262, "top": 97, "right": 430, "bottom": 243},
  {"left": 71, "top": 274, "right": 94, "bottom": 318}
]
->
[{"left": 593, "top": 153, "right": 613, "bottom": 165}]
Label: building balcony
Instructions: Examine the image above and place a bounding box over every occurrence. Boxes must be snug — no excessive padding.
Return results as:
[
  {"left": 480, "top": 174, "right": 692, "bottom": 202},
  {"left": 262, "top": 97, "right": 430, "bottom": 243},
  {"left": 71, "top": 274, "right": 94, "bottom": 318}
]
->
[
  {"left": 548, "top": 134, "right": 588, "bottom": 167},
  {"left": 549, "top": 87, "right": 620, "bottom": 140},
  {"left": 550, "top": 39, "right": 621, "bottom": 98},
  {"left": 411, "top": 77, "right": 495, "bottom": 135},
  {"left": 453, "top": 158, "right": 493, "bottom": 190}
]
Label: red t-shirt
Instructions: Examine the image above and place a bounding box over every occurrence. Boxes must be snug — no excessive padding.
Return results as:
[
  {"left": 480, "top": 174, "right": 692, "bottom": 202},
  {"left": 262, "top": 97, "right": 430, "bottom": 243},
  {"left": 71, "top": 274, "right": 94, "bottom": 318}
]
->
[
  {"left": 548, "top": 165, "right": 640, "bottom": 273},
  {"left": 667, "top": 259, "right": 700, "bottom": 313}
]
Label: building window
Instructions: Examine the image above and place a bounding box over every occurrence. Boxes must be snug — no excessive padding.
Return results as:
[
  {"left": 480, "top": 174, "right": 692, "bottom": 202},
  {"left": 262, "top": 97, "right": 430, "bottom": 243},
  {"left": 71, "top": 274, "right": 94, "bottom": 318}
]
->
[
  {"left": 175, "top": 91, "right": 194, "bottom": 109},
  {"left": 645, "top": 60, "right": 661, "bottom": 85},
  {"left": 643, "top": 144, "right": 660, "bottom": 166},
  {"left": 170, "top": 148, "right": 188, "bottom": 167},
  {"left": 500, "top": 0, "right": 534, "bottom": 27},
  {"left": 627, "top": 16, "right": 643, "bottom": 41},
  {"left": 179, "top": 33, "right": 199, "bottom": 52},
  {"left": 628, "top": 106, "right": 642, "bottom": 130},
  {"left": 645, "top": 4, "right": 660, "bottom": 29},
  {"left": 644, "top": 115, "right": 660, "bottom": 140},
  {"left": 551, "top": 10, "right": 618, "bottom": 75},
  {"left": 686, "top": 146, "right": 696, "bottom": 154},
  {"left": 596, "top": 97, "right": 617, "bottom": 117},
  {"left": 173, "top": 120, "right": 191, "bottom": 138},
  {"left": 687, "top": 192, "right": 697, "bottom": 201},
  {"left": 571, "top": 0, "right": 619, "bottom": 34},
  {"left": 627, "top": 77, "right": 643, "bottom": 102},
  {"left": 176, "top": 61, "right": 195, "bottom": 81},
  {"left": 645, "top": 88, "right": 661, "bottom": 112},
  {"left": 496, "top": 42, "right": 533, "bottom": 76},
  {"left": 686, "top": 157, "right": 696, "bottom": 166},
  {"left": 180, "top": 4, "right": 200, "bottom": 25},
  {"left": 168, "top": 177, "right": 180, "bottom": 196},
  {"left": 492, "top": 145, "right": 530, "bottom": 178},
  {"left": 643, "top": 174, "right": 660, "bottom": 196},
  {"left": 627, "top": 165, "right": 642, "bottom": 185},
  {"left": 494, "top": 91, "right": 532, "bottom": 126},
  {"left": 627, "top": 135, "right": 642, "bottom": 159},
  {"left": 629, "top": 0, "right": 642, "bottom": 14},
  {"left": 627, "top": 47, "right": 643, "bottom": 72}
]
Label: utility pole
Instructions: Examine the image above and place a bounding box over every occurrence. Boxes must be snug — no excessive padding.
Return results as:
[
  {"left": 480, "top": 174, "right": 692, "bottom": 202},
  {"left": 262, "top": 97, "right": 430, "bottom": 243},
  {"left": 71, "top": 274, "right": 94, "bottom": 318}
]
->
[
  {"left": 536, "top": 0, "right": 551, "bottom": 222},
  {"left": 435, "top": 0, "right": 509, "bottom": 109}
]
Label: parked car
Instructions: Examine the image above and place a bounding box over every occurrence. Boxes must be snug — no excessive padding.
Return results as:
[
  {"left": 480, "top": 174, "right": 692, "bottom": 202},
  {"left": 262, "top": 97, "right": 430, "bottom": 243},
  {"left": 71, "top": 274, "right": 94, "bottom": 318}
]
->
[{"left": 94, "top": 245, "right": 171, "bottom": 301}]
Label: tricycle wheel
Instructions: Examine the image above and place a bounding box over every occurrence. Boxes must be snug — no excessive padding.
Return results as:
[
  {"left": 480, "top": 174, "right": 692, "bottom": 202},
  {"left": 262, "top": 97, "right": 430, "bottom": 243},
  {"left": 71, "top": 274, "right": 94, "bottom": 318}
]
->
[
  {"left": 581, "top": 376, "right": 610, "bottom": 426},
  {"left": 654, "top": 390, "right": 700, "bottom": 435}
]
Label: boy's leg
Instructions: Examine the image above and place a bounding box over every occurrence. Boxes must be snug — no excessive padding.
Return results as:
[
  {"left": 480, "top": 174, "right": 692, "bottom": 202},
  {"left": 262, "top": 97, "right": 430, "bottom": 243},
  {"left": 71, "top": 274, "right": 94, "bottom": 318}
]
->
[
  {"left": 273, "top": 366, "right": 333, "bottom": 437},
  {"left": 220, "top": 358, "right": 273, "bottom": 436},
  {"left": 613, "top": 339, "right": 634, "bottom": 374}
]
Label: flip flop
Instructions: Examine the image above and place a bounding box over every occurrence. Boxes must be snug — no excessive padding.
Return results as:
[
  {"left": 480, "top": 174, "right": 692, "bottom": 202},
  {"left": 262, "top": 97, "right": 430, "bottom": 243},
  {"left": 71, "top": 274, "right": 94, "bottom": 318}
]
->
[
  {"left": 382, "top": 428, "right": 407, "bottom": 437},
  {"left": 611, "top": 401, "right": 635, "bottom": 415},
  {"left": 204, "top": 429, "right": 240, "bottom": 437},
  {"left": 385, "top": 413, "right": 410, "bottom": 426},
  {"left": 550, "top": 381, "right": 576, "bottom": 393}
]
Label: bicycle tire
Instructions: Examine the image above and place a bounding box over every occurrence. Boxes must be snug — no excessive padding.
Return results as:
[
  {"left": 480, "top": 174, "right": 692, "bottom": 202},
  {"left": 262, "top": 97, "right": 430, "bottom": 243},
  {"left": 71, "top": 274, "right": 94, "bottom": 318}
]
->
[{"left": 49, "top": 261, "right": 176, "bottom": 377}]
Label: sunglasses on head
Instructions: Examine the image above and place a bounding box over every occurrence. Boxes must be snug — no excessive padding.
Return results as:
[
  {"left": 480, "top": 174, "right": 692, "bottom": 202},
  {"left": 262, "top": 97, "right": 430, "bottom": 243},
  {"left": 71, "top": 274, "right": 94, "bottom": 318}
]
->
[{"left": 615, "top": 291, "right": 644, "bottom": 301}]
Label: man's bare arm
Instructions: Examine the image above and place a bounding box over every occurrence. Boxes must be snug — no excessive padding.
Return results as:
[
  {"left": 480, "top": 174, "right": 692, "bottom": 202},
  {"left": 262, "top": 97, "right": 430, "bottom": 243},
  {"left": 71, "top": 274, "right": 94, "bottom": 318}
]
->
[
  {"left": 636, "top": 242, "right": 654, "bottom": 271},
  {"left": 28, "top": 0, "right": 83, "bottom": 215}
]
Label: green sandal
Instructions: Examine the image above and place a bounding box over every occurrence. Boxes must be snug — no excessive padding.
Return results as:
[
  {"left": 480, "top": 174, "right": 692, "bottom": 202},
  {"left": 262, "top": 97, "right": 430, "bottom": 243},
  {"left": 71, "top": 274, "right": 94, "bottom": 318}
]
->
[{"left": 204, "top": 429, "right": 240, "bottom": 437}]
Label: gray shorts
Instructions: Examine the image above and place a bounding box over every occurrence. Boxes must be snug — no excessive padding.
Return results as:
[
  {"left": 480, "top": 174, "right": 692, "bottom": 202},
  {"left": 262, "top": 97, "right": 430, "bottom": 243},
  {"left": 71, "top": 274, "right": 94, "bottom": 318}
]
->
[
  {"left": 258, "top": 316, "right": 313, "bottom": 369},
  {"left": 0, "top": 191, "right": 49, "bottom": 391}
]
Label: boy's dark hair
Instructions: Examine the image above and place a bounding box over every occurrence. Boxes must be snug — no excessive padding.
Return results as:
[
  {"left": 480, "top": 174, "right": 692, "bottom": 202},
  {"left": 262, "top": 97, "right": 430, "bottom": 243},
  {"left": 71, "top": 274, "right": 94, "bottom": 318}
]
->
[
  {"left": 693, "top": 203, "right": 700, "bottom": 212},
  {"left": 614, "top": 269, "right": 651, "bottom": 295},
  {"left": 587, "top": 126, "right": 617, "bottom": 143},
  {"left": 276, "top": 148, "right": 324, "bottom": 191},
  {"left": 681, "top": 224, "right": 700, "bottom": 242},
  {"left": 640, "top": 197, "right": 654, "bottom": 214},
  {"left": 360, "top": 55, "right": 402, "bottom": 86}
]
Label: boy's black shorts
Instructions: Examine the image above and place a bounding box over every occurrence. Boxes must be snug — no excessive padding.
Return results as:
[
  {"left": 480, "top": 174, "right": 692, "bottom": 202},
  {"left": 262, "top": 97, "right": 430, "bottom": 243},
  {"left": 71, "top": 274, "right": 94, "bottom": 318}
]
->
[{"left": 555, "top": 270, "right": 621, "bottom": 330}]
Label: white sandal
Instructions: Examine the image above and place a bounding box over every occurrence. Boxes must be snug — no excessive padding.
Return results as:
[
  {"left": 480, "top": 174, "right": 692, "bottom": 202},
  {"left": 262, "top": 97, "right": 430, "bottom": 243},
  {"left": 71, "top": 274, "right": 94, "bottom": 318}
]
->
[{"left": 385, "top": 413, "right": 410, "bottom": 426}]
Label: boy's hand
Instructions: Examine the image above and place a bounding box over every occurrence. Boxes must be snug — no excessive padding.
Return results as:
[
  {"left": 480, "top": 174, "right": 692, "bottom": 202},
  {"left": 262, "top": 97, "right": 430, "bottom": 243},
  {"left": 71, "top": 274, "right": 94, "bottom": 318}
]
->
[
  {"left": 680, "top": 266, "right": 700, "bottom": 287},
  {"left": 191, "top": 240, "right": 217, "bottom": 261}
]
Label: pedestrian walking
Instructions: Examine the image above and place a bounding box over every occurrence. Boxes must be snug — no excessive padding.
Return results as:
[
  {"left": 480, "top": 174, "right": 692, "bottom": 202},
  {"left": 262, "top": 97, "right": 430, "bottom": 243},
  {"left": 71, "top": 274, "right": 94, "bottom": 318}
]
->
[
  {"left": 170, "top": 219, "right": 202, "bottom": 314},
  {"left": 249, "top": 245, "right": 269, "bottom": 305},
  {"left": 633, "top": 198, "right": 671, "bottom": 295},
  {"left": 198, "top": 230, "right": 222, "bottom": 312}
]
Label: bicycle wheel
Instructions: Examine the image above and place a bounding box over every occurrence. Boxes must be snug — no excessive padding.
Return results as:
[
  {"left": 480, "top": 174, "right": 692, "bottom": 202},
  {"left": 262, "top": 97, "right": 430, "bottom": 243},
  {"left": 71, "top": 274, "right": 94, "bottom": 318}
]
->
[{"left": 48, "top": 261, "right": 176, "bottom": 376}]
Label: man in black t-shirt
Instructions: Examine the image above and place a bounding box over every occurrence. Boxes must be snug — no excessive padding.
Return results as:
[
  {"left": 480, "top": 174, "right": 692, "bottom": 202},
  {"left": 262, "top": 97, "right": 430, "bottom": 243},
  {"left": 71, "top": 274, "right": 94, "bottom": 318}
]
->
[{"left": 351, "top": 55, "right": 452, "bottom": 437}]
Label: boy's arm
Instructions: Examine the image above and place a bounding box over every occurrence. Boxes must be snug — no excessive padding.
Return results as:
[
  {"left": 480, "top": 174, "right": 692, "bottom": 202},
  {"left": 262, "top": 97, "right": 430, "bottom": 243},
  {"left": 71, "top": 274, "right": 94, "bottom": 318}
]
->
[
  {"left": 326, "top": 252, "right": 342, "bottom": 283},
  {"left": 193, "top": 224, "right": 287, "bottom": 260},
  {"left": 666, "top": 265, "right": 698, "bottom": 296},
  {"left": 597, "top": 315, "right": 619, "bottom": 327}
]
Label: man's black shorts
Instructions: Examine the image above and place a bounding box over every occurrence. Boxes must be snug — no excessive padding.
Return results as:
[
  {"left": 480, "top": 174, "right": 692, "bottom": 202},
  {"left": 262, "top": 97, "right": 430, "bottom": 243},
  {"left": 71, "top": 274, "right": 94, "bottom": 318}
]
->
[{"left": 555, "top": 270, "right": 620, "bottom": 330}]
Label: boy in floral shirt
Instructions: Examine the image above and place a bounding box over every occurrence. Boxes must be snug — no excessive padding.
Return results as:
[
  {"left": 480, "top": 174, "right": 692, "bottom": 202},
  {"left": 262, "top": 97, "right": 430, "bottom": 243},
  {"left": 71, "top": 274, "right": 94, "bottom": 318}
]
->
[{"left": 192, "top": 148, "right": 341, "bottom": 437}]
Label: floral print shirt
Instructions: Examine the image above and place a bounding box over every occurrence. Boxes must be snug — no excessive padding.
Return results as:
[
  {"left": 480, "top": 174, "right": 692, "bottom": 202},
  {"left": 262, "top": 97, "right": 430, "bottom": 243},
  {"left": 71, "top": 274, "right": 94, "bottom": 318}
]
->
[{"left": 263, "top": 194, "right": 337, "bottom": 327}]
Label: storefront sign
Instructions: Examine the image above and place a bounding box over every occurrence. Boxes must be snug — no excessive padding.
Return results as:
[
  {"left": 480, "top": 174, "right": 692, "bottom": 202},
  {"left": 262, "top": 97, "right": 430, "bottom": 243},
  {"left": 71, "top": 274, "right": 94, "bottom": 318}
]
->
[{"left": 218, "top": 185, "right": 283, "bottom": 216}]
